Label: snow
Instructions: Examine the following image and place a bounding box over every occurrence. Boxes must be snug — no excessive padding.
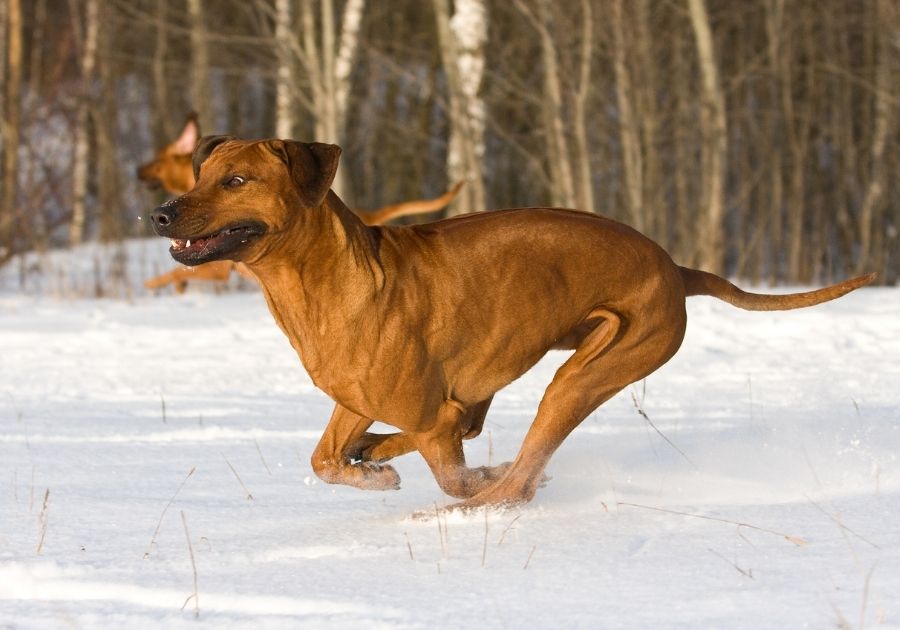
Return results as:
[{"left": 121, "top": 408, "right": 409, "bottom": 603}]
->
[{"left": 1, "top": 239, "right": 898, "bottom": 628}]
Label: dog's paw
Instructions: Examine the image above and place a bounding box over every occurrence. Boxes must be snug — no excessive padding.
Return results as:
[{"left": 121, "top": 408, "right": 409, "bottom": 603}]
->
[{"left": 354, "top": 461, "right": 401, "bottom": 491}]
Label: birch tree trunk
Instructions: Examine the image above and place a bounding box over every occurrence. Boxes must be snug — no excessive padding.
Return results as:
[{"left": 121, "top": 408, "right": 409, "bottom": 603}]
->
[
  {"left": 70, "top": 0, "right": 98, "bottom": 246},
  {"left": 687, "top": 0, "right": 727, "bottom": 274},
  {"left": 300, "top": 0, "right": 324, "bottom": 139},
  {"left": 856, "top": 0, "right": 897, "bottom": 274},
  {"left": 672, "top": 26, "right": 693, "bottom": 265},
  {"left": 572, "top": 0, "right": 595, "bottom": 214},
  {"left": 320, "top": 0, "right": 338, "bottom": 143},
  {"left": 274, "top": 0, "right": 295, "bottom": 139},
  {"left": 635, "top": 0, "right": 662, "bottom": 242},
  {"left": 334, "top": 0, "right": 364, "bottom": 140},
  {"left": 434, "top": 0, "right": 487, "bottom": 215},
  {"left": 610, "top": 0, "right": 644, "bottom": 232},
  {"left": 187, "top": 0, "right": 212, "bottom": 133},
  {"left": 328, "top": 0, "right": 365, "bottom": 198},
  {"left": 511, "top": 0, "right": 576, "bottom": 208}
]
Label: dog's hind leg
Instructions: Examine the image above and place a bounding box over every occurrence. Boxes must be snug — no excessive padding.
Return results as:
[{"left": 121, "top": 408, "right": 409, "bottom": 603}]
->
[
  {"left": 452, "top": 306, "right": 686, "bottom": 509},
  {"left": 310, "top": 403, "right": 401, "bottom": 490}
]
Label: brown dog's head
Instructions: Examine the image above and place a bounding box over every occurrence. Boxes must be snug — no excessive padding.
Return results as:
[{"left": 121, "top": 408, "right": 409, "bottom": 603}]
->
[
  {"left": 149, "top": 137, "right": 341, "bottom": 267},
  {"left": 137, "top": 114, "right": 200, "bottom": 195}
]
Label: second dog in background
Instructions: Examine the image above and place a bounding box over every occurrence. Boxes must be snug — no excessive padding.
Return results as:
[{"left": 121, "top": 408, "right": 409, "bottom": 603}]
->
[{"left": 138, "top": 113, "right": 464, "bottom": 293}]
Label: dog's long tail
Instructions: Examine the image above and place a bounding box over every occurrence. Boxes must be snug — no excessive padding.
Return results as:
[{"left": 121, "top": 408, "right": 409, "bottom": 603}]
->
[
  {"left": 678, "top": 267, "right": 876, "bottom": 311},
  {"left": 360, "top": 181, "right": 465, "bottom": 225}
]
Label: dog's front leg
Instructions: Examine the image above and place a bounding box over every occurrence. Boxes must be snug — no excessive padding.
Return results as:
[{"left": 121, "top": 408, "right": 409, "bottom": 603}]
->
[
  {"left": 310, "top": 403, "right": 401, "bottom": 491},
  {"left": 347, "top": 396, "right": 494, "bottom": 464}
]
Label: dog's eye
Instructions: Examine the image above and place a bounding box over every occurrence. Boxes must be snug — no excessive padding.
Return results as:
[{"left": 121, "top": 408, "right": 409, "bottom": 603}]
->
[{"left": 223, "top": 175, "right": 246, "bottom": 188}]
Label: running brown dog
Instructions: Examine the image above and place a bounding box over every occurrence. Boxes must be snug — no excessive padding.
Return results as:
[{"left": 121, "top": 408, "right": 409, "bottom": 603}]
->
[
  {"left": 149, "top": 137, "right": 875, "bottom": 510},
  {"left": 139, "top": 114, "right": 463, "bottom": 294}
]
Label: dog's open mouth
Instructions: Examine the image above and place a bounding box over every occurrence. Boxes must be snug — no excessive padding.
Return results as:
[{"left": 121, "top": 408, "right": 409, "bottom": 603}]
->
[{"left": 169, "top": 222, "right": 266, "bottom": 265}]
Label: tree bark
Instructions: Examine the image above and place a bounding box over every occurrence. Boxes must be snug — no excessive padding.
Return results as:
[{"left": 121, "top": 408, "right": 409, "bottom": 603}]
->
[
  {"left": 70, "top": 0, "right": 98, "bottom": 246},
  {"left": 1, "top": 0, "right": 21, "bottom": 257},
  {"left": 187, "top": 0, "right": 212, "bottom": 133},
  {"left": 610, "top": 0, "right": 644, "bottom": 232},
  {"left": 687, "top": 0, "right": 727, "bottom": 274},
  {"left": 635, "top": 0, "right": 662, "bottom": 243},
  {"left": 672, "top": 23, "right": 693, "bottom": 266},
  {"left": 434, "top": 0, "right": 487, "bottom": 215},
  {"left": 96, "top": 5, "right": 121, "bottom": 244},
  {"left": 274, "top": 0, "right": 295, "bottom": 139},
  {"left": 330, "top": 0, "right": 365, "bottom": 198},
  {"left": 572, "top": 0, "right": 595, "bottom": 214},
  {"left": 511, "top": 0, "right": 576, "bottom": 209},
  {"left": 334, "top": 0, "right": 365, "bottom": 138},
  {"left": 856, "top": 0, "right": 897, "bottom": 274},
  {"left": 764, "top": 0, "right": 785, "bottom": 284},
  {"left": 152, "top": 0, "right": 172, "bottom": 143}
]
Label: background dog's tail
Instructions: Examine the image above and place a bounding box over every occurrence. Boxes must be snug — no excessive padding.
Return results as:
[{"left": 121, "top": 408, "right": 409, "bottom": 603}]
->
[
  {"left": 360, "top": 181, "right": 465, "bottom": 225},
  {"left": 678, "top": 266, "right": 876, "bottom": 311}
]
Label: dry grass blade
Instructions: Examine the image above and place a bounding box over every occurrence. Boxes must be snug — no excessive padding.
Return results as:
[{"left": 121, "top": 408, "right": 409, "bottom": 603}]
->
[
  {"left": 144, "top": 467, "right": 196, "bottom": 559},
  {"left": 859, "top": 563, "right": 876, "bottom": 630},
  {"left": 497, "top": 513, "right": 522, "bottom": 546},
  {"left": 254, "top": 439, "right": 273, "bottom": 476},
  {"left": 180, "top": 510, "right": 200, "bottom": 618},
  {"left": 523, "top": 545, "right": 536, "bottom": 570},
  {"left": 404, "top": 531, "right": 414, "bottom": 561},
  {"left": 618, "top": 502, "right": 806, "bottom": 546},
  {"left": 805, "top": 494, "right": 880, "bottom": 549},
  {"left": 707, "top": 547, "right": 754, "bottom": 579},
  {"left": 481, "top": 508, "right": 489, "bottom": 568},
  {"left": 222, "top": 454, "right": 254, "bottom": 500},
  {"left": 36, "top": 489, "right": 50, "bottom": 554},
  {"left": 434, "top": 502, "right": 447, "bottom": 559},
  {"left": 630, "top": 390, "right": 696, "bottom": 469}
]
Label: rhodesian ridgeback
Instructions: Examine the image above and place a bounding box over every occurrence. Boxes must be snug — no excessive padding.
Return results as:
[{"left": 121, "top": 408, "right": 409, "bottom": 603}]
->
[
  {"left": 139, "top": 115, "right": 464, "bottom": 294},
  {"left": 149, "top": 137, "right": 875, "bottom": 510},
  {"left": 137, "top": 113, "right": 200, "bottom": 195}
]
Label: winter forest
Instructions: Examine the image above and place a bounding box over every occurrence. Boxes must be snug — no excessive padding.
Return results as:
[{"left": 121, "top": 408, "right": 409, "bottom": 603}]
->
[
  {"left": 0, "top": 0, "right": 897, "bottom": 285},
  {"left": 3, "top": 2, "right": 900, "bottom": 626}
]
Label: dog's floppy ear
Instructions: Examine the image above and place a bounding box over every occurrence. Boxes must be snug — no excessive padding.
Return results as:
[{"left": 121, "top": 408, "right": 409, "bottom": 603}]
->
[
  {"left": 192, "top": 135, "right": 234, "bottom": 182},
  {"left": 270, "top": 140, "right": 342, "bottom": 208}
]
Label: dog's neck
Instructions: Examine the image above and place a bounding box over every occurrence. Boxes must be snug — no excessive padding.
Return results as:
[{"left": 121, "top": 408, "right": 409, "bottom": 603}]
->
[{"left": 248, "top": 190, "right": 385, "bottom": 381}]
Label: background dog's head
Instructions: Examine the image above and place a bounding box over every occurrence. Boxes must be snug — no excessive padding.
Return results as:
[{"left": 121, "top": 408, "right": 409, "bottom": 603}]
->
[
  {"left": 149, "top": 137, "right": 342, "bottom": 267},
  {"left": 136, "top": 114, "right": 200, "bottom": 195}
]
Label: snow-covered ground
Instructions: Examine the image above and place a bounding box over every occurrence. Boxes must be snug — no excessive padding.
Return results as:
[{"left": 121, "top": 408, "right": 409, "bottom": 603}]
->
[{"left": 1, "top": 240, "right": 898, "bottom": 628}]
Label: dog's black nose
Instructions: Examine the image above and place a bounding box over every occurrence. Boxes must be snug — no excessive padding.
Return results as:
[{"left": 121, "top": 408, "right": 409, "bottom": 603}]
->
[{"left": 150, "top": 203, "right": 178, "bottom": 231}]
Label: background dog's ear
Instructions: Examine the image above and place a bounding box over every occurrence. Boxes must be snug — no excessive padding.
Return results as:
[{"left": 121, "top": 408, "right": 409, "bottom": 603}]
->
[
  {"left": 192, "top": 135, "right": 233, "bottom": 182},
  {"left": 273, "top": 140, "right": 342, "bottom": 208},
  {"left": 173, "top": 113, "right": 201, "bottom": 155}
]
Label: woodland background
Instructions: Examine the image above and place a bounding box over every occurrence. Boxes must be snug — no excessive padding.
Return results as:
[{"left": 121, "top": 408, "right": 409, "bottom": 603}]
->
[{"left": 0, "top": 0, "right": 897, "bottom": 285}]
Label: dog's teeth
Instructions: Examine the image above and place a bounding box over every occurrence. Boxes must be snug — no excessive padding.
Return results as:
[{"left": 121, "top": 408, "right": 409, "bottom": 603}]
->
[{"left": 186, "top": 239, "right": 191, "bottom": 247}]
